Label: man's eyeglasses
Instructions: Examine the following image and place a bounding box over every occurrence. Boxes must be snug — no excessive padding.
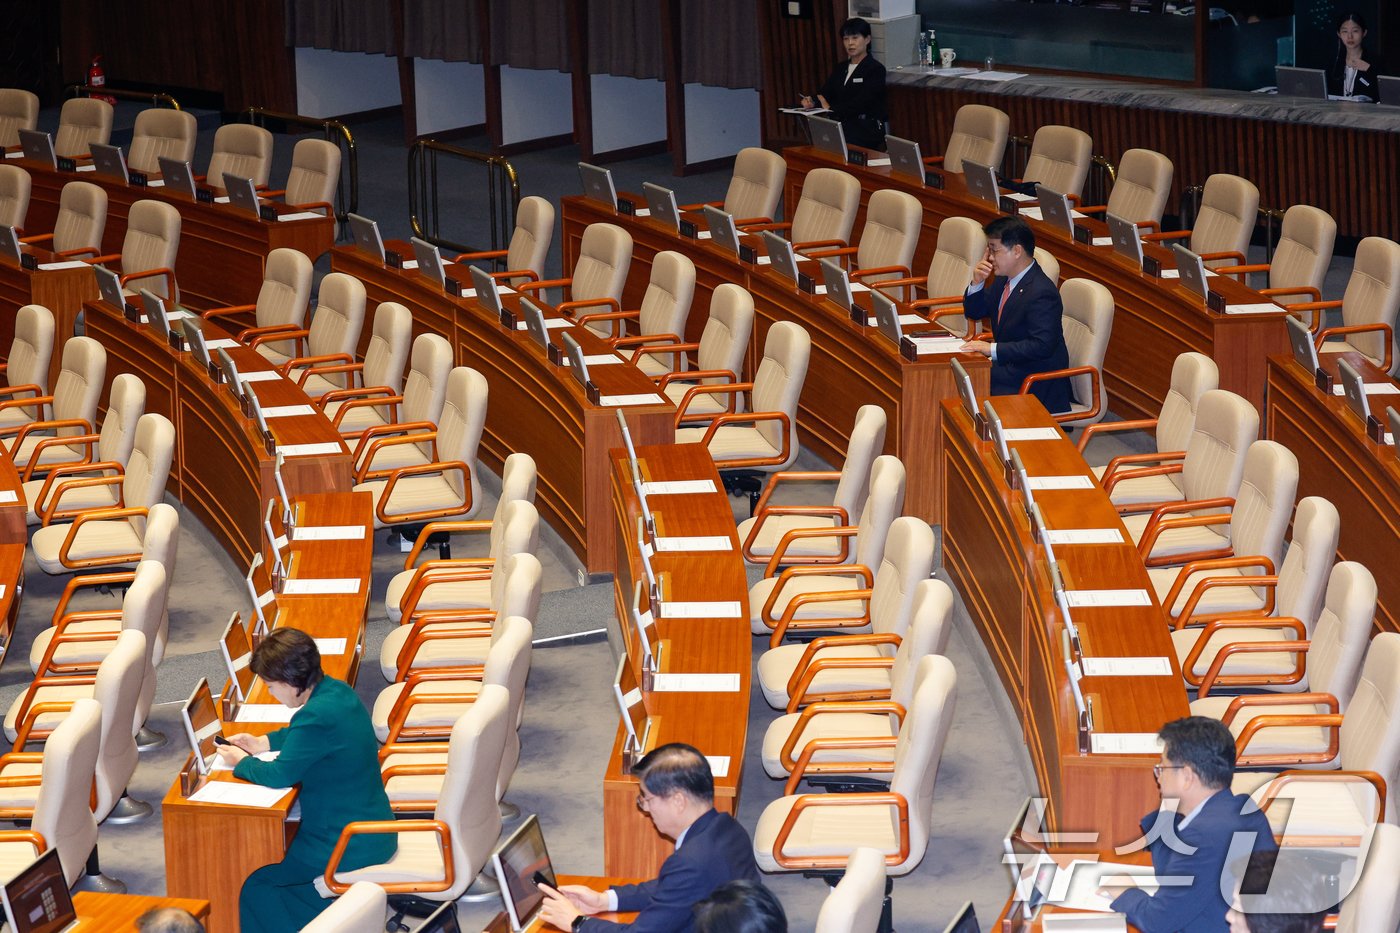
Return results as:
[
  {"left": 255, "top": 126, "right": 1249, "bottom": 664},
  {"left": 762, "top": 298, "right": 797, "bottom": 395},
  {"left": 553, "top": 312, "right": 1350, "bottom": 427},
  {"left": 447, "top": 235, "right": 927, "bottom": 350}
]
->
[
  {"left": 1152, "top": 764, "right": 1184, "bottom": 780},
  {"left": 636, "top": 791, "right": 660, "bottom": 811}
]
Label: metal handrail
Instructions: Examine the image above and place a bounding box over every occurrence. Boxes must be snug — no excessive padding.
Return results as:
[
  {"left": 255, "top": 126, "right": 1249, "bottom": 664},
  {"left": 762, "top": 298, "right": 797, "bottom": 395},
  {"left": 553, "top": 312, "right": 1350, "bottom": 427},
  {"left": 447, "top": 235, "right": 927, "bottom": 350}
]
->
[
  {"left": 65, "top": 85, "right": 181, "bottom": 110},
  {"left": 244, "top": 108, "right": 357, "bottom": 231},
  {"left": 1087, "top": 154, "right": 1118, "bottom": 207},
  {"left": 1258, "top": 207, "right": 1286, "bottom": 263},
  {"left": 408, "top": 140, "right": 520, "bottom": 258}
]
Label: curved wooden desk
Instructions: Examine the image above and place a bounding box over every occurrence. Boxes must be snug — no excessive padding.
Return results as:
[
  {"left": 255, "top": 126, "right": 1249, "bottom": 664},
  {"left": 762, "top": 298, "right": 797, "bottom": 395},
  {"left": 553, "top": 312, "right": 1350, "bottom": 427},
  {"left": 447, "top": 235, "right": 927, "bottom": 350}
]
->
[
  {"left": 941, "top": 393, "right": 1188, "bottom": 846},
  {"left": 0, "top": 247, "right": 100, "bottom": 388},
  {"left": 1265, "top": 352, "right": 1400, "bottom": 636},
  {"left": 0, "top": 444, "right": 27, "bottom": 662}
]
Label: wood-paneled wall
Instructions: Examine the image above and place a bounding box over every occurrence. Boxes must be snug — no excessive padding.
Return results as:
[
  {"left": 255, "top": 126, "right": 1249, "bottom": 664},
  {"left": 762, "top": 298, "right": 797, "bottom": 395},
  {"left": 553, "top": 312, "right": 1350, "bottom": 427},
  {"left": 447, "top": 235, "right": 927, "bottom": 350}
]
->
[{"left": 757, "top": 0, "right": 849, "bottom": 149}]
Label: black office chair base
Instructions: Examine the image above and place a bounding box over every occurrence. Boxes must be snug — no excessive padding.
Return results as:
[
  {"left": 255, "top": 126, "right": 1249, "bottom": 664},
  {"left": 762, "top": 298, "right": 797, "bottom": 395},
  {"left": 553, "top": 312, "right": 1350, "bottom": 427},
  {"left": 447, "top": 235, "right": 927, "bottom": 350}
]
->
[
  {"left": 136, "top": 726, "right": 167, "bottom": 751},
  {"left": 804, "top": 871, "right": 894, "bottom": 933},
  {"left": 105, "top": 793, "right": 153, "bottom": 825},
  {"left": 384, "top": 894, "right": 443, "bottom": 933},
  {"left": 387, "top": 524, "right": 450, "bottom": 559},
  {"left": 720, "top": 469, "right": 767, "bottom": 516}
]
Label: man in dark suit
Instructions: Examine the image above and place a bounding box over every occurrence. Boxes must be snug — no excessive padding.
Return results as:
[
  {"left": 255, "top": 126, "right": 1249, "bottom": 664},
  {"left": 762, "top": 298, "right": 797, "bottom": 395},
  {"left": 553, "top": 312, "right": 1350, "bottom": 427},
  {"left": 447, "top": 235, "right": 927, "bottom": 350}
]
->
[
  {"left": 1103, "top": 717, "right": 1277, "bottom": 933},
  {"left": 961, "top": 216, "right": 1072, "bottom": 413},
  {"left": 540, "top": 743, "right": 763, "bottom": 933}
]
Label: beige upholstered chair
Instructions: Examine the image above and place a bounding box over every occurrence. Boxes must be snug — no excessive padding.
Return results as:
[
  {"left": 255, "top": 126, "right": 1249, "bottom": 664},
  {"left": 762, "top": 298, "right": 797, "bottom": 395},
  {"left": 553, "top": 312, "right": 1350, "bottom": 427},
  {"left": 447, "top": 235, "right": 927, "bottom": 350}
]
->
[
  {"left": 0, "top": 165, "right": 30, "bottom": 231},
  {"left": 1169, "top": 497, "right": 1341, "bottom": 691},
  {"left": 0, "top": 698, "right": 100, "bottom": 887},
  {"left": 931, "top": 104, "right": 1010, "bottom": 175},
  {"left": 1144, "top": 173, "right": 1260, "bottom": 270},
  {"left": 259, "top": 271, "right": 366, "bottom": 381},
  {"left": 814, "top": 847, "right": 889, "bottom": 933},
  {"left": 1034, "top": 247, "right": 1060, "bottom": 285},
  {"left": 301, "top": 881, "right": 387, "bottom": 933},
  {"left": 1232, "top": 632, "right": 1400, "bottom": 843},
  {"left": 761, "top": 168, "right": 861, "bottom": 254},
  {"left": 269, "top": 138, "right": 342, "bottom": 209},
  {"left": 3, "top": 336, "right": 105, "bottom": 477},
  {"left": 1303, "top": 236, "right": 1400, "bottom": 375},
  {"left": 517, "top": 222, "right": 631, "bottom": 322},
  {"left": 1077, "top": 149, "right": 1173, "bottom": 231},
  {"left": 1017, "top": 278, "right": 1112, "bottom": 426},
  {"left": 339, "top": 332, "right": 452, "bottom": 456},
  {"left": 1020, "top": 126, "right": 1092, "bottom": 200},
  {"left": 453, "top": 195, "right": 554, "bottom": 289},
  {"left": 681, "top": 148, "right": 786, "bottom": 224},
  {"left": 753, "top": 654, "right": 957, "bottom": 878},
  {"left": 204, "top": 123, "right": 274, "bottom": 188},
  {"left": 876, "top": 217, "right": 986, "bottom": 337},
  {"left": 805, "top": 189, "right": 922, "bottom": 289},
  {"left": 53, "top": 98, "right": 113, "bottom": 159},
  {"left": 739, "top": 404, "right": 886, "bottom": 566},
  {"left": 319, "top": 684, "right": 510, "bottom": 908},
  {"left": 1336, "top": 822, "right": 1400, "bottom": 933},
  {"left": 1080, "top": 351, "right": 1218, "bottom": 495},
  {"left": 641, "top": 283, "right": 754, "bottom": 414},
  {"left": 201, "top": 247, "right": 314, "bottom": 359},
  {"left": 576, "top": 249, "right": 693, "bottom": 345},
  {"left": 746, "top": 457, "right": 906, "bottom": 637},
  {"left": 1214, "top": 205, "right": 1336, "bottom": 311},
  {"left": 0, "top": 303, "right": 53, "bottom": 431},
  {"left": 0, "top": 89, "right": 38, "bottom": 148},
  {"left": 20, "top": 181, "right": 107, "bottom": 259},
  {"left": 30, "top": 417, "right": 176, "bottom": 575},
  {"left": 125, "top": 108, "right": 197, "bottom": 174},
  {"left": 316, "top": 301, "right": 413, "bottom": 435},
  {"left": 674, "top": 321, "right": 811, "bottom": 480},
  {"left": 93, "top": 199, "right": 180, "bottom": 299}
]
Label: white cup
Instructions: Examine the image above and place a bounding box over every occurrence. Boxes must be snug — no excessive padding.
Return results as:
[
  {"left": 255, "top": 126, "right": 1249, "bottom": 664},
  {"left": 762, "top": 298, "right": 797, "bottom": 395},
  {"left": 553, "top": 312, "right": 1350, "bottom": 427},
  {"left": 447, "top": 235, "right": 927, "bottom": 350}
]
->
[{"left": 939, "top": 48, "right": 955, "bottom": 68}]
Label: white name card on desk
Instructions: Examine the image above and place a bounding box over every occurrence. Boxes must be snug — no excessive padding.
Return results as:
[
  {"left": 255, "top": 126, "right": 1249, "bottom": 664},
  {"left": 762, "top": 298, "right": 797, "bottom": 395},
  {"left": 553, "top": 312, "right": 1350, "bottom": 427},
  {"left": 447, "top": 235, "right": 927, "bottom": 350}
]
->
[
  {"left": 313, "top": 637, "right": 348, "bottom": 656},
  {"left": 1160, "top": 268, "right": 1217, "bottom": 280},
  {"left": 0, "top": 491, "right": 16, "bottom": 503},
  {"left": 633, "top": 208, "right": 651, "bottom": 217},
  {"left": 1092, "top": 237, "right": 1114, "bottom": 247},
  {"left": 514, "top": 319, "right": 573, "bottom": 331},
  {"left": 1090, "top": 733, "right": 1165, "bottom": 755},
  {"left": 1003, "top": 192, "right": 1037, "bottom": 202},
  {"left": 214, "top": 196, "right": 231, "bottom": 203},
  {"left": 1002, "top": 427, "right": 1061, "bottom": 441},
  {"left": 234, "top": 704, "right": 297, "bottom": 723},
  {"left": 279, "top": 442, "right": 344, "bottom": 457},
  {"left": 866, "top": 313, "right": 929, "bottom": 327},
  {"left": 562, "top": 354, "right": 625, "bottom": 367},
  {"left": 189, "top": 781, "right": 290, "bottom": 808},
  {"left": 755, "top": 255, "right": 772, "bottom": 265},
  {"left": 642, "top": 480, "right": 717, "bottom": 496},
  {"left": 600, "top": 393, "right": 666, "bottom": 407},
  {"left": 1026, "top": 475, "right": 1095, "bottom": 490},
  {"left": 1224, "top": 303, "right": 1281, "bottom": 315},
  {"left": 697, "top": 231, "right": 712, "bottom": 240},
  {"left": 865, "top": 158, "right": 892, "bottom": 167},
  {"left": 1044, "top": 528, "right": 1124, "bottom": 545},
  {"left": 238, "top": 370, "right": 283, "bottom": 383},
  {"left": 206, "top": 338, "right": 241, "bottom": 350},
  {"left": 261, "top": 404, "right": 317, "bottom": 419},
  {"left": 704, "top": 755, "right": 731, "bottom": 778},
  {"left": 815, "top": 282, "right": 871, "bottom": 295},
  {"left": 1332, "top": 382, "right": 1400, "bottom": 396},
  {"left": 1081, "top": 657, "right": 1174, "bottom": 677},
  {"left": 36, "top": 260, "right": 91, "bottom": 271},
  {"left": 76, "top": 163, "right": 96, "bottom": 171},
  {"left": 398, "top": 259, "right": 419, "bottom": 270},
  {"left": 293, "top": 525, "right": 366, "bottom": 541},
  {"left": 659, "top": 601, "right": 743, "bottom": 619},
  {"left": 4, "top": 151, "right": 22, "bottom": 159},
  {"left": 282, "top": 577, "right": 361, "bottom": 595},
  {"left": 277, "top": 211, "right": 324, "bottom": 223},
  {"left": 1020, "top": 207, "right": 1088, "bottom": 222},
  {"left": 1066, "top": 589, "right": 1153, "bottom": 608},
  {"left": 655, "top": 536, "right": 733, "bottom": 552},
  {"left": 910, "top": 336, "right": 966, "bottom": 355},
  {"left": 651, "top": 673, "right": 742, "bottom": 692}
]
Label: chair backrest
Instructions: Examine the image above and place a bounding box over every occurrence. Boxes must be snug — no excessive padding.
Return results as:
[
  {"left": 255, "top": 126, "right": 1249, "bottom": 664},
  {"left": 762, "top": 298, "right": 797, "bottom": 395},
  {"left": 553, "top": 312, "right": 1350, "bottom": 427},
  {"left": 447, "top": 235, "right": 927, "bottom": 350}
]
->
[
  {"left": 1227, "top": 440, "right": 1298, "bottom": 571},
  {"left": 0, "top": 164, "right": 31, "bottom": 230},
  {"left": 98, "top": 374, "right": 146, "bottom": 467},
  {"left": 120, "top": 199, "right": 181, "bottom": 298},
  {"left": 504, "top": 195, "right": 554, "bottom": 287},
  {"left": 1023, "top": 125, "right": 1092, "bottom": 199},
  {"left": 868, "top": 517, "right": 937, "bottom": 646},
  {"left": 52, "top": 181, "right": 107, "bottom": 256},
  {"left": 856, "top": 189, "right": 922, "bottom": 284},
  {"left": 1308, "top": 562, "right": 1377, "bottom": 710},
  {"left": 484, "top": 615, "right": 533, "bottom": 793},
  {"left": 363, "top": 302, "right": 412, "bottom": 393},
  {"left": 300, "top": 881, "right": 388, "bottom": 933},
  {"left": 1058, "top": 278, "right": 1113, "bottom": 417},
  {"left": 1339, "top": 632, "right": 1400, "bottom": 823},
  {"left": 750, "top": 322, "right": 811, "bottom": 464},
  {"left": 31, "top": 698, "right": 100, "bottom": 887},
  {"left": 725, "top": 147, "right": 786, "bottom": 222},
  {"left": 1180, "top": 390, "right": 1259, "bottom": 503},
  {"left": 122, "top": 413, "right": 176, "bottom": 525},
  {"left": 434, "top": 367, "right": 488, "bottom": 506},
  {"left": 696, "top": 284, "right": 754, "bottom": 381},
  {"left": 90, "top": 629, "right": 145, "bottom": 819},
  {"left": 435, "top": 683, "right": 510, "bottom": 898},
  {"left": 284, "top": 138, "right": 341, "bottom": 207},
  {"left": 139, "top": 504, "right": 181, "bottom": 580},
  {"left": 493, "top": 553, "right": 544, "bottom": 626},
  {"left": 1337, "top": 822, "right": 1400, "bottom": 933},
  {"left": 831, "top": 405, "right": 887, "bottom": 522},
  {"left": 54, "top": 98, "right": 113, "bottom": 158},
  {"left": 307, "top": 272, "right": 367, "bottom": 368},
  {"left": 1190, "top": 173, "right": 1259, "bottom": 267},
  {"left": 853, "top": 456, "right": 906, "bottom": 572},
  {"left": 51, "top": 335, "right": 106, "bottom": 438},
  {"left": 255, "top": 247, "right": 314, "bottom": 337},
  {"left": 1272, "top": 496, "right": 1339, "bottom": 627},
  {"left": 889, "top": 655, "right": 958, "bottom": 874},
  {"left": 495, "top": 453, "right": 538, "bottom": 518},
  {"left": 402, "top": 333, "right": 454, "bottom": 425},
  {"left": 8, "top": 304, "right": 53, "bottom": 395},
  {"left": 1267, "top": 205, "right": 1336, "bottom": 304},
  {"left": 637, "top": 250, "right": 695, "bottom": 345},
  {"left": 1339, "top": 236, "right": 1400, "bottom": 370},
  {"left": 814, "top": 847, "right": 888, "bottom": 933},
  {"left": 887, "top": 579, "right": 955, "bottom": 706},
  {"left": 925, "top": 217, "right": 985, "bottom": 298},
  {"left": 126, "top": 108, "right": 198, "bottom": 174},
  {"left": 0, "top": 89, "right": 38, "bottom": 148},
  {"left": 1034, "top": 248, "right": 1060, "bottom": 285},
  {"left": 942, "top": 104, "right": 1010, "bottom": 174},
  {"left": 489, "top": 500, "right": 540, "bottom": 567},
  {"left": 1157, "top": 352, "right": 1219, "bottom": 458},
  {"left": 791, "top": 168, "right": 861, "bottom": 246},
  {"left": 206, "top": 123, "right": 274, "bottom": 188},
  {"left": 123, "top": 558, "right": 170, "bottom": 728},
  {"left": 1104, "top": 149, "right": 1173, "bottom": 227},
  {"left": 572, "top": 223, "right": 632, "bottom": 304}
]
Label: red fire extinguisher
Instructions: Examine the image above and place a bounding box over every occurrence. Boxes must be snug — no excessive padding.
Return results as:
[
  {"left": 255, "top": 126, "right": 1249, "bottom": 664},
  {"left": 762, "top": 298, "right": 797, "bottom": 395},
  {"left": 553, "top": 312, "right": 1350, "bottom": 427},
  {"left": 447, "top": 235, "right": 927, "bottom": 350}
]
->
[{"left": 88, "top": 55, "right": 116, "bottom": 106}]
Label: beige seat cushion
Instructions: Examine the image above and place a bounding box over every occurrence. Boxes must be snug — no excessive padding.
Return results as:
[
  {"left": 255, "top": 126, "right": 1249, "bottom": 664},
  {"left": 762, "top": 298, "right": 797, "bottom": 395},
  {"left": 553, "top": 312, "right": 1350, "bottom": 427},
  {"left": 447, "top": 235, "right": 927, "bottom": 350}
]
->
[
  {"left": 28, "top": 618, "right": 121, "bottom": 672},
  {"left": 355, "top": 473, "right": 463, "bottom": 530},
  {"left": 761, "top": 711, "right": 896, "bottom": 778},
  {"left": 666, "top": 385, "right": 730, "bottom": 417},
  {"left": 327, "top": 828, "right": 448, "bottom": 888},
  {"left": 3, "top": 682, "right": 94, "bottom": 742},
  {"left": 1148, "top": 565, "right": 1266, "bottom": 617},
  {"left": 753, "top": 795, "right": 901, "bottom": 872},
  {"left": 1121, "top": 512, "right": 1229, "bottom": 559},
  {"left": 378, "top": 624, "right": 490, "bottom": 682},
  {"left": 756, "top": 644, "right": 889, "bottom": 708},
  {"left": 0, "top": 840, "right": 45, "bottom": 885},
  {"left": 676, "top": 424, "right": 782, "bottom": 463},
  {"left": 1105, "top": 472, "right": 1184, "bottom": 509},
  {"left": 1171, "top": 625, "right": 1297, "bottom": 680},
  {"left": 21, "top": 477, "right": 119, "bottom": 526},
  {"left": 0, "top": 760, "right": 43, "bottom": 811},
  {"left": 385, "top": 572, "right": 491, "bottom": 624},
  {"left": 324, "top": 399, "right": 391, "bottom": 436},
  {"left": 749, "top": 573, "right": 867, "bottom": 635},
  {"left": 32, "top": 519, "right": 143, "bottom": 575},
  {"left": 1232, "top": 771, "right": 1373, "bottom": 840},
  {"left": 1191, "top": 695, "right": 1334, "bottom": 766},
  {"left": 371, "top": 680, "right": 482, "bottom": 744},
  {"left": 736, "top": 514, "right": 843, "bottom": 562},
  {"left": 379, "top": 748, "right": 449, "bottom": 805},
  {"left": 358, "top": 441, "right": 432, "bottom": 475},
  {"left": 297, "top": 371, "right": 343, "bottom": 399}
]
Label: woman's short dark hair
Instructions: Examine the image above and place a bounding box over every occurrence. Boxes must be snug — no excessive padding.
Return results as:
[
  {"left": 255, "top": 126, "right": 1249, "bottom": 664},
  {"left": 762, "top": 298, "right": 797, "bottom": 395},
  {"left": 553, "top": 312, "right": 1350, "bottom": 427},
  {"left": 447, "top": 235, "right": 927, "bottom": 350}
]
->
[
  {"left": 635, "top": 743, "right": 714, "bottom": 804},
  {"left": 984, "top": 216, "right": 1037, "bottom": 257},
  {"left": 840, "top": 17, "right": 872, "bottom": 39},
  {"left": 1233, "top": 850, "right": 1329, "bottom": 933},
  {"left": 249, "top": 628, "right": 323, "bottom": 692},
  {"left": 1159, "top": 717, "right": 1235, "bottom": 789},
  {"left": 694, "top": 880, "right": 788, "bottom": 933}
]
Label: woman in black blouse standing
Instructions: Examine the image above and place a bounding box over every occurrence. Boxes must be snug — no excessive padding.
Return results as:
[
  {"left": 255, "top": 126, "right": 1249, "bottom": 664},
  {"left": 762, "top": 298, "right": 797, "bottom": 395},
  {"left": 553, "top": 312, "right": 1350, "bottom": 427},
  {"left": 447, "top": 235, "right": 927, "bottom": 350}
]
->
[
  {"left": 1325, "top": 12, "right": 1383, "bottom": 100},
  {"left": 801, "top": 18, "right": 888, "bottom": 150}
]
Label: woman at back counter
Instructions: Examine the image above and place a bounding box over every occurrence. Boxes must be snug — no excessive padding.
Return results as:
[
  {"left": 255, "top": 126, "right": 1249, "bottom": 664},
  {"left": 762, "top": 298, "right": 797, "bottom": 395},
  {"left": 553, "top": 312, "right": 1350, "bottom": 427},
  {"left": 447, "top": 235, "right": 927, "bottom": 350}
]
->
[
  {"left": 800, "top": 17, "right": 888, "bottom": 150},
  {"left": 1327, "top": 12, "right": 1383, "bottom": 100}
]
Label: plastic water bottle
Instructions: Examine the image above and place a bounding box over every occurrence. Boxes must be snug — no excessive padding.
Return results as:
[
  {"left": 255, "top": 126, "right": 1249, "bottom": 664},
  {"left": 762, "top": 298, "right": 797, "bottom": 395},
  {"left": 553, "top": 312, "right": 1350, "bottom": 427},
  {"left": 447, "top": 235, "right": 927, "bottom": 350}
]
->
[{"left": 918, "top": 30, "right": 928, "bottom": 67}]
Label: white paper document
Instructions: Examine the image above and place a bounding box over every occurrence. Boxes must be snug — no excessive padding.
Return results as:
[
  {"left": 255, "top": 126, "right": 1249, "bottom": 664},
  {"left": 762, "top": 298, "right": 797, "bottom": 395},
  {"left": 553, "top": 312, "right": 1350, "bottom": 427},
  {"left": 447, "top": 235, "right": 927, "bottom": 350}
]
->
[
  {"left": 961, "top": 70, "right": 1028, "bottom": 81},
  {"left": 0, "top": 491, "right": 16, "bottom": 503},
  {"left": 278, "top": 442, "right": 344, "bottom": 457},
  {"left": 1020, "top": 207, "right": 1088, "bottom": 222},
  {"left": 1092, "top": 237, "right": 1114, "bottom": 247},
  {"left": 518, "top": 319, "right": 572, "bottom": 331},
  {"left": 210, "top": 750, "right": 280, "bottom": 772},
  {"left": 704, "top": 755, "right": 731, "bottom": 778},
  {"left": 277, "top": 211, "right": 324, "bottom": 222},
  {"left": 237, "top": 370, "right": 283, "bottom": 383},
  {"left": 1160, "top": 268, "right": 1217, "bottom": 280},
  {"left": 561, "top": 354, "right": 625, "bottom": 367},
  {"left": 36, "top": 260, "right": 91, "bottom": 271},
  {"left": 313, "top": 637, "right": 348, "bottom": 655},
  {"left": 1004, "top": 192, "right": 1037, "bottom": 203},
  {"left": 659, "top": 601, "right": 743, "bottom": 619},
  {"left": 867, "top": 314, "right": 929, "bottom": 327},
  {"left": 1026, "top": 475, "right": 1095, "bottom": 490},
  {"left": 651, "top": 673, "right": 741, "bottom": 692},
  {"left": 1332, "top": 382, "right": 1400, "bottom": 396},
  {"left": 1089, "top": 733, "right": 1164, "bottom": 755},
  {"left": 910, "top": 335, "right": 966, "bottom": 355},
  {"left": 189, "top": 781, "right": 290, "bottom": 808},
  {"left": 1003, "top": 427, "right": 1061, "bottom": 441},
  {"left": 641, "top": 480, "right": 717, "bottom": 496},
  {"left": 281, "top": 577, "right": 361, "bottom": 595},
  {"left": 293, "top": 525, "right": 366, "bottom": 541},
  {"left": 1066, "top": 589, "right": 1152, "bottom": 608},
  {"left": 599, "top": 394, "right": 666, "bottom": 407},
  {"left": 1055, "top": 859, "right": 1161, "bottom": 913},
  {"left": 261, "top": 404, "right": 317, "bottom": 418},
  {"left": 1040, "top": 915, "right": 1128, "bottom": 933},
  {"left": 206, "top": 338, "right": 241, "bottom": 350},
  {"left": 1044, "top": 528, "right": 1124, "bottom": 545},
  {"left": 234, "top": 704, "right": 297, "bottom": 723},
  {"left": 654, "top": 536, "right": 733, "bottom": 552},
  {"left": 1080, "top": 657, "right": 1174, "bottom": 677},
  {"left": 1224, "top": 303, "right": 1281, "bottom": 315}
]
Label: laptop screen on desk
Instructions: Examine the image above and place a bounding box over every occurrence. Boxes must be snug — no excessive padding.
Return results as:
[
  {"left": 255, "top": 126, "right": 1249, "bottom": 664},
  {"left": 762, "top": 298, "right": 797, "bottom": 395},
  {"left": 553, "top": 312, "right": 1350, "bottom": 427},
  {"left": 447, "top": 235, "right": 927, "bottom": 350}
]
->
[
  {"left": 1286, "top": 316, "right": 1320, "bottom": 374},
  {"left": 1276, "top": 66, "right": 1327, "bottom": 100},
  {"left": 642, "top": 182, "right": 680, "bottom": 232},
  {"left": 1, "top": 849, "right": 78, "bottom": 933},
  {"left": 1036, "top": 186, "right": 1074, "bottom": 236},
  {"left": 490, "top": 815, "right": 558, "bottom": 932},
  {"left": 1171, "top": 244, "right": 1210, "bottom": 302},
  {"left": 885, "top": 135, "right": 925, "bottom": 184},
  {"left": 94, "top": 264, "right": 126, "bottom": 310},
  {"left": 223, "top": 173, "right": 261, "bottom": 217},
  {"left": 348, "top": 213, "right": 385, "bottom": 263},
  {"left": 17, "top": 130, "right": 55, "bottom": 170},
  {"left": 181, "top": 677, "right": 222, "bottom": 776},
  {"left": 819, "top": 257, "right": 853, "bottom": 311},
  {"left": 578, "top": 162, "right": 617, "bottom": 209},
  {"left": 1105, "top": 213, "right": 1144, "bottom": 268},
  {"left": 0, "top": 226, "right": 21, "bottom": 266},
  {"left": 963, "top": 161, "right": 1001, "bottom": 207},
  {"left": 89, "top": 143, "right": 128, "bottom": 183},
  {"left": 469, "top": 265, "right": 503, "bottom": 314},
  {"left": 158, "top": 156, "right": 196, "bottom": 198},
  {"left": 702, "top": 205, "right": 741, "bottom": 256},
  {"left": 412, "top": 902, "right": 462, "bottom": 933},
  {"left": 1380, "top": 75, "right": 1400, "bottom": 107},
  {"left": 871, "top": 289, "right": 903, "bottom": 346},
  {"left": 1338, "top": 358, "right": 1370, "bottom": 422},
  {"left": 411, "top": 236, "right": 446, "bottom": 287},
  {"left": 808, "top": 115, "right": 847, "bottom": 162},
  {"left": 760, "top": 230, "right": 799, "bottom": 283}
]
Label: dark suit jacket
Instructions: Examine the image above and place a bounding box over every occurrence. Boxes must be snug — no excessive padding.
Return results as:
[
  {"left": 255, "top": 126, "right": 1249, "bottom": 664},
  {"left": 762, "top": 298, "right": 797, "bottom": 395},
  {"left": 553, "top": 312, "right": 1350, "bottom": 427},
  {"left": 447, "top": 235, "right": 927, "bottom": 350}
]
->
[
  {"left": 1326, "top": 55, "right": 1384, "bottom": 99},
  {"left": 818, "top": 56, "right": 887, "bottom": 150},
  {"left": 962, "top": 262, "right": 1071, "bottom": 413},
  {"left": 582, "top": 809, "right": 762, "bottom": 933},
  {"left": 1111, "top": 790, "right": 1276, "bottom": 933}
]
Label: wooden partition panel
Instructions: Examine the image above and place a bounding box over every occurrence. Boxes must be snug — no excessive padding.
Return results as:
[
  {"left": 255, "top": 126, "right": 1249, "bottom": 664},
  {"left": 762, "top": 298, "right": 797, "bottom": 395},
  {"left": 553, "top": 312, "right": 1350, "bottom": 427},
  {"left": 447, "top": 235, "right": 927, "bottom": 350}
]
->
[{"left": 756, "top": 0, "right": 848, "bottom": 148}]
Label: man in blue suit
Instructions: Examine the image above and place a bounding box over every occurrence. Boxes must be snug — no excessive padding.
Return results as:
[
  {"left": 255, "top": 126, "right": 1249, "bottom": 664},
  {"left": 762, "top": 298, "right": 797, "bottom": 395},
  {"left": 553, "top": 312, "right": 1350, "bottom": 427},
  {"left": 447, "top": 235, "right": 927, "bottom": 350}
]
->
[
  {"left": 540, "top": 743, "right": 764, "bottom": 933},
  {"left": 961, "top": 216, "right": 1072, "bottom": 414},
  {"left": 1105, "top": 717, "right": 1277, "bottom": 933}
]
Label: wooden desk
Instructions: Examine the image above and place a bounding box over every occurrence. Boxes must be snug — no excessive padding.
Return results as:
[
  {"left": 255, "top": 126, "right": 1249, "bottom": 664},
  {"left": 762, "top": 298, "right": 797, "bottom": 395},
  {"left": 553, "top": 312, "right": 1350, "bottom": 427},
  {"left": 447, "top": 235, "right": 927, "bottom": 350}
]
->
[
  {"left": 331, "top": 243, "right": 676, "bottom": 575},
  {"left": 482, "top": 875, "right": 642, "bottom": 932},
  {"left": 0, "top": 250, "right": 99, "bottom": 387},
  {"left": 1265, "top": 352, "right": 1400, "bottom": 635},
  {"left": 0, "top": 446, "right": 28, "bottom": 668},
  {"left": 991, "top": 850, "right": 1149, "bottom": 932},
  {"left": 782, "top": 146, "right": 1293, "bottom": 421},
  {"left": 604, "top": 443, "right": 750, "bottom": 877},
  {"left": 71, "top": 891, "right": 211, "bottom": 930},
  {"left": 940, "top": 394, "right": 1188, "bottom": 845}
]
